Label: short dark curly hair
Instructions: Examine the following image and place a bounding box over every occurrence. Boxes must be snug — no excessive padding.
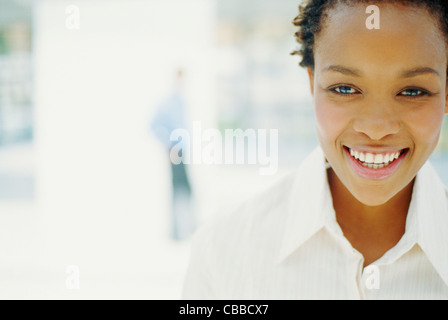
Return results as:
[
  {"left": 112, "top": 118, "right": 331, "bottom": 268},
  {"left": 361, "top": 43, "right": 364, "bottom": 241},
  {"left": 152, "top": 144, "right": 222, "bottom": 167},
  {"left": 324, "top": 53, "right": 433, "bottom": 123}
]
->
[{"left": 291, "top": 0, "right": 448, "bottom": 73}]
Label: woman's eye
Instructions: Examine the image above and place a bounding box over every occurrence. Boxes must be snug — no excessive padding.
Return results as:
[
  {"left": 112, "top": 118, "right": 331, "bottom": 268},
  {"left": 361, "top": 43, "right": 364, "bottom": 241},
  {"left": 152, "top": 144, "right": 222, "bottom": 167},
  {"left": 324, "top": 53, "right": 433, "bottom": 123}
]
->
[
  {"left": 332, "top": 86, "right": 358, "bottom": 95},
  {"left": 399, "top": 88, "right": 427, "bottom": 97}
]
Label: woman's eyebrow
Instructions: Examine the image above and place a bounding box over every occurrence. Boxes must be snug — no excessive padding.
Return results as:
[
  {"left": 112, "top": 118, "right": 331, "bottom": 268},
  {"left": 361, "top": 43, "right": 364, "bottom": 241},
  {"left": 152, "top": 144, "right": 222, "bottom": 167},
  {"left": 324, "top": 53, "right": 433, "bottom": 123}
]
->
[
  {"left": 399, "top": 67, "right": 440, "bottom": 78},
  {"left": 322, "top": 65, "right": 440, "bottom": 79},
  {"left": 322, "top": 65, "right": 362, "bottom": 77}
]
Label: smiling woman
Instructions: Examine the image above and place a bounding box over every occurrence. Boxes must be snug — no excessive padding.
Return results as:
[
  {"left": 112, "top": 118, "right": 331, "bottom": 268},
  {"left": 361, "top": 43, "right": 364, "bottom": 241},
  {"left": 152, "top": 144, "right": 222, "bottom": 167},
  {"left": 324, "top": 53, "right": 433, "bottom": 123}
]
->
[
  {"left": 304, "top": 2, "right": 448, "bottom": 270},
  {"left": 182, "top": 0, "right": 448, "bottom": 300}
]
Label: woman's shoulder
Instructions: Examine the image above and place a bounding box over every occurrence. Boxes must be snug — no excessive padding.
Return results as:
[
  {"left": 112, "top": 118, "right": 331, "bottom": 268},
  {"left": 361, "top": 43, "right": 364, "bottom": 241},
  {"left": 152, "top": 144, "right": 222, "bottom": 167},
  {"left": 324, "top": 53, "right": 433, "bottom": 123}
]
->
[
  {"left": 194, "top": 148, "right": 326, "bottom": 246},
  {"left": 191, "top": 170, "right": 298, "bottom": 251}
]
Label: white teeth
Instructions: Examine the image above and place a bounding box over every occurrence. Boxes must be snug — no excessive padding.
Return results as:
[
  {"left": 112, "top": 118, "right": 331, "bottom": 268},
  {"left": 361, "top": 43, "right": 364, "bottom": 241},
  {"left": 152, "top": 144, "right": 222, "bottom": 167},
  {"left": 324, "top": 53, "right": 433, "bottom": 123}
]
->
[
  {"left": 364, "top": 153, "right": 372, "bottom": 163},
  {"left": 359, "top": 152, "right": 365, "bottom": 162},
  {"left": 362, "top": 162, "right": 386, "bottom": 169},
  {"left": 374, "top": 154, "right": 384, "bottom": 164},
  {"left": 348, "top": 148, "right": 403, "bottom": 169}
]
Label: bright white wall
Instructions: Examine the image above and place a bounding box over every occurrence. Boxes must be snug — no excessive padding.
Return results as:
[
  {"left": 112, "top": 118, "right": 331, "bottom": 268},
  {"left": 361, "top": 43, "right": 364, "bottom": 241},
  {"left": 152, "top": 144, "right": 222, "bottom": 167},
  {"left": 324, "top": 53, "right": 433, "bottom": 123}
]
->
[{"left": 32, "top": 0, "right": 216, "bottom": 298}]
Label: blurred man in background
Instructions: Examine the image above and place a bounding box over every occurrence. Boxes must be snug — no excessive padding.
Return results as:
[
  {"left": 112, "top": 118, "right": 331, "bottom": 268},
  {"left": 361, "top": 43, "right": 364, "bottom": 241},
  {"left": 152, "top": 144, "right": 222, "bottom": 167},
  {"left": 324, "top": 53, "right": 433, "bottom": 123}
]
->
[{"left": 150, "top": 69, "right": 196, "bottom": 241}]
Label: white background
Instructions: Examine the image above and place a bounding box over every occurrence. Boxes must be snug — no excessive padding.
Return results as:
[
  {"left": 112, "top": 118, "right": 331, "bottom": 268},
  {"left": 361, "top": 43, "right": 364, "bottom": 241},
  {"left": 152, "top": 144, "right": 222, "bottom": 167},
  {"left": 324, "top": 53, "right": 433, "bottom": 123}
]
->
[{"left": 0, "top": 0, "right": 288, "bottom": 299}]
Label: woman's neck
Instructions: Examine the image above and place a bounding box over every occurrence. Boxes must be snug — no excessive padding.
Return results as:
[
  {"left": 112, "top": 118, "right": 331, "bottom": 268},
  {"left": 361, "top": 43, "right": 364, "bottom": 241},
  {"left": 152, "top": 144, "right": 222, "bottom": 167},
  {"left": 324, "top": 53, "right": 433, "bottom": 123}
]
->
[{"left": 327, "top": 168, "right": 414, "bottom": 267}]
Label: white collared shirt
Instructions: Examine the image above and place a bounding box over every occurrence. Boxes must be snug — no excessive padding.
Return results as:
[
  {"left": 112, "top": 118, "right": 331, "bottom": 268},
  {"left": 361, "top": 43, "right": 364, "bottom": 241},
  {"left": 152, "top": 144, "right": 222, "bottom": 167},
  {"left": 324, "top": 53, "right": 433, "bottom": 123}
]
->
[{"left": 182, "top": 147, "right": 448, "bottom": 299}]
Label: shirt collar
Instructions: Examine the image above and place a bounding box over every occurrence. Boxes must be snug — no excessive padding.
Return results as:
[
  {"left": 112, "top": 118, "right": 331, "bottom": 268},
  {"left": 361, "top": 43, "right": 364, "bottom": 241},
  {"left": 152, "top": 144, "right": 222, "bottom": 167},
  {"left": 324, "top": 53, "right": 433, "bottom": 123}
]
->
[
  {"left": 410, "top": 160, "right": 448, "bottom": 286},
  {"left": 277, "top": 146, "right": 448, "bottom": 287},
  {"left": 277, "top": 146, "right": 334, "bottom": 263}
]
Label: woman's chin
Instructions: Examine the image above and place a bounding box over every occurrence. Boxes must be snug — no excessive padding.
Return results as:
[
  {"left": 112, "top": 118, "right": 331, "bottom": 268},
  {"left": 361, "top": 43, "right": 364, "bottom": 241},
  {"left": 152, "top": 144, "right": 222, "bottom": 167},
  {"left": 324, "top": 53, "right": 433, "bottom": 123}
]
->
[{"left": 352, "top": 193, "right": 392, "bottom": 207}]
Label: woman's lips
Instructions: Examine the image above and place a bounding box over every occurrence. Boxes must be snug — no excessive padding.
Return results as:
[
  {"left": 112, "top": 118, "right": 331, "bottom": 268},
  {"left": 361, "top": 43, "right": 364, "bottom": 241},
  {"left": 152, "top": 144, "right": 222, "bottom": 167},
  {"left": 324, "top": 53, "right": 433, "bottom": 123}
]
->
[{"left": 344, "top": 146, "right": 408, "bottom": 180}]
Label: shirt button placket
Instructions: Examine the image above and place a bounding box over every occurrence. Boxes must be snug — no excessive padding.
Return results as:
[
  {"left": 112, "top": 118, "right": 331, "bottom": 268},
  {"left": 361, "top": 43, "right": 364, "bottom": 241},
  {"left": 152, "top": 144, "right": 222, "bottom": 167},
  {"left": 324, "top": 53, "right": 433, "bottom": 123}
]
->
[{"left": 347, "top": 250, "right": 365, "bottom": 300}]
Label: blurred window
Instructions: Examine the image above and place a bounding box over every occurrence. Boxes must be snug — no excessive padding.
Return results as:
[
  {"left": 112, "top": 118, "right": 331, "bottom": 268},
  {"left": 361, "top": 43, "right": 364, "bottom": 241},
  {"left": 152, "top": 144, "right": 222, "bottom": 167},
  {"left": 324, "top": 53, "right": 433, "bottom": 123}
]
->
[{"left": 0, "top": 0, "right": 33, "bottom": 147}]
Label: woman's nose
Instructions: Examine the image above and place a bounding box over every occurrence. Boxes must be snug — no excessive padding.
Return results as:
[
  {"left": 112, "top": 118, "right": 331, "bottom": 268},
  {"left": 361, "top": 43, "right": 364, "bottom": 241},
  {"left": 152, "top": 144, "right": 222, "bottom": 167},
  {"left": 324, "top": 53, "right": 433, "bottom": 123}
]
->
[{"left": 352, "top": 100, "right": 401, "bottom": 141}]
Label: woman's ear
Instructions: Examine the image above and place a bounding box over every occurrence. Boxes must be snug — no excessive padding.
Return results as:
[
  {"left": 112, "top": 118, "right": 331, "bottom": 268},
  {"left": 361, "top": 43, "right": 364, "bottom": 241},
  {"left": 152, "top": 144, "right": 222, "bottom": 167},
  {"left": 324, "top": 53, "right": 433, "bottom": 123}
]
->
[
  {"left": 307, "top": 67, "right": 314, "bottom": 96},
  {"left": 445, "top": 96, "right": 448, "bottom": 114},
  {"left": 445, "top": 81, "right": 448, "bottom": 114}
]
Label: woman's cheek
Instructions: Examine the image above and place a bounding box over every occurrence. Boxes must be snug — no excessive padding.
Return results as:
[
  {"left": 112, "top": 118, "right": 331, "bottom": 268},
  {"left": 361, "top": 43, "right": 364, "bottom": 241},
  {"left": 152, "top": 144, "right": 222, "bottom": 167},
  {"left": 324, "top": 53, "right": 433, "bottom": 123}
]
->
[
  {"left": 402, "top": 103, "right": 444, "bottom": 147},
  {"left": 314, "top": 95, "right": 351, "bottom": 142}
]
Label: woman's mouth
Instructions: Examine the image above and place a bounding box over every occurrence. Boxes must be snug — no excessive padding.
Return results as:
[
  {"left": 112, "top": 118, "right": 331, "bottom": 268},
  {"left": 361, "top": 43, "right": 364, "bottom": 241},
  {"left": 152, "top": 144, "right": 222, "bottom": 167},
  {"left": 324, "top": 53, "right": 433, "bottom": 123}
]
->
[{"left": 344, "top": 146, "right": 408, "bottom": 180}]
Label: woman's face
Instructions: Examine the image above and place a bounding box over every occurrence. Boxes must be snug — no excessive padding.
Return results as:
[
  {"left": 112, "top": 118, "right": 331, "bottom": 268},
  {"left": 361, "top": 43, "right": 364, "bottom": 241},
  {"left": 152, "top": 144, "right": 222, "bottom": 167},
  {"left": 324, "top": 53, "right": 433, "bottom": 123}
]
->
[{"left": 309, "top": 3, "right": 448, "bottom": 206}]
